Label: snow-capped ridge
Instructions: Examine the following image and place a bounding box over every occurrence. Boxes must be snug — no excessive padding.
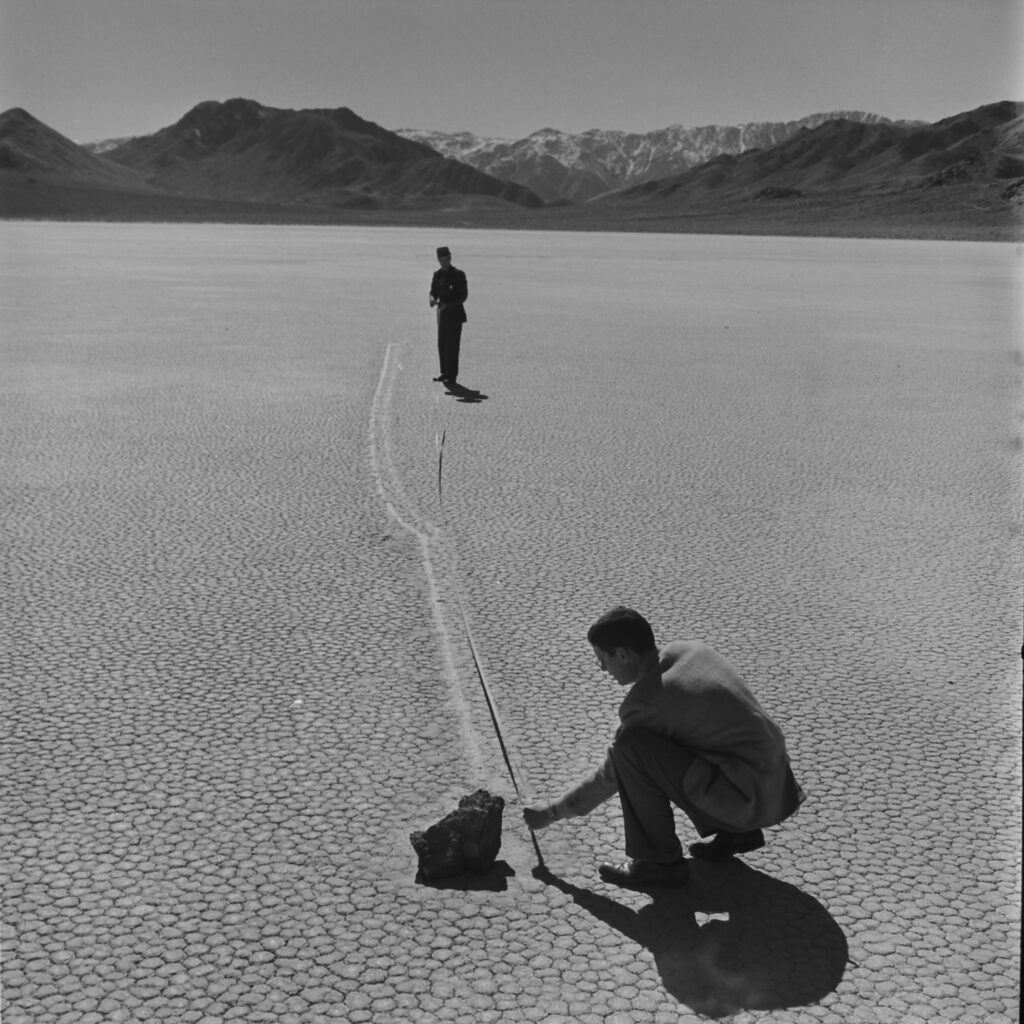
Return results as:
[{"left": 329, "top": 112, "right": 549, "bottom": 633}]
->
[{"left": 397, "top": 111, "right": 929, "bottom": 202}]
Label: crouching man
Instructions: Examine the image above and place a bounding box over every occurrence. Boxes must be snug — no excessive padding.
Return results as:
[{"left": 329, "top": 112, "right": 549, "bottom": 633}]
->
[{"left": 523, "top": 606, "right": 805, "bottom": 888}]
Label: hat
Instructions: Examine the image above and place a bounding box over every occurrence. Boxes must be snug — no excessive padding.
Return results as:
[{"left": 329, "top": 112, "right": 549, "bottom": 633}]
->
[{"left": 436, "top": 246, "right": 451, "bottom": 257}]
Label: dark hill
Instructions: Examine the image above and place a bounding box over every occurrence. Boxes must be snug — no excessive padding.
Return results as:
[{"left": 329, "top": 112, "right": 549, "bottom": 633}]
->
[
  {"left": 610, "top": 101, "right": 1024, "bottom": 204},
  {"left": 104, "top": 98, "right": 543, "bottom": 209},
  {"left": 0, "top": 107, "right": 148, "bottom": 189}
]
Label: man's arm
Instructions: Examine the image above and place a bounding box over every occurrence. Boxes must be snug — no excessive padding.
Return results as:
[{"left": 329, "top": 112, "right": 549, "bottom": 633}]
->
[{"left": 523, "top": 749, "right": 618, "bottom": 830}]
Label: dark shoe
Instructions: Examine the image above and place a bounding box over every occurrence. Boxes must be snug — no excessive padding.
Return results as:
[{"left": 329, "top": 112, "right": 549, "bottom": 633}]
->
[
  {"left": 599, "top": 858, "right": 689, "bottom": 888},
  {"left": 689, "top": 829, "right": 765, "bottom": 861},
  {"left": 433, "top": 375, "right": 446, "bottom": 382}
]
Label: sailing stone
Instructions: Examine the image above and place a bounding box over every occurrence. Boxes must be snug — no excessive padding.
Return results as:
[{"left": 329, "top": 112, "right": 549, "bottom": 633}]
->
[{"left": 411, "top": 789, "right": 505, "bottom": 880}]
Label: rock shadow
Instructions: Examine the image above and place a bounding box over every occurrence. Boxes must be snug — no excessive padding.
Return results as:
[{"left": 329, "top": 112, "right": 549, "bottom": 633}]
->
[
  {"left": 444, "top": 381, "right": 488, "bottom": 403},
  {"left": 417, "top": 860, "right": 514, "bottom": 892},
  {"left": 534, "top": 859, "right": 847, "bottom": 1018}
]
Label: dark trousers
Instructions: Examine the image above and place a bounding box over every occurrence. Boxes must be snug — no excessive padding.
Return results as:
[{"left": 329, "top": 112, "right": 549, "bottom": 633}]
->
[
  {"left": 611, "top": 727, "right": 732, "bottom": 862},
  {"left": 437, "top": 316, "right": 462, "bottom": 382}
]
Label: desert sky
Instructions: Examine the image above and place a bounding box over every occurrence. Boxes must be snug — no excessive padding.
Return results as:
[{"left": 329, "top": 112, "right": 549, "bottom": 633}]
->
[{"left": 0, "top": 0, "right": 1021, "bottom": 143}]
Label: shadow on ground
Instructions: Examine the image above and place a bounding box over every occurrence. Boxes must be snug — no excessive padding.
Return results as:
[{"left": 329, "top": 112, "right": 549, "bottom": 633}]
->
[
  {"left": 534, "top": 859, "right": 848, "bottom": 1018},
  {"left": 416, "top": 860, "right": 514, "bottom": 891},
  {"left": 444, "top": 381, "right": 488, "bottom": 403}
]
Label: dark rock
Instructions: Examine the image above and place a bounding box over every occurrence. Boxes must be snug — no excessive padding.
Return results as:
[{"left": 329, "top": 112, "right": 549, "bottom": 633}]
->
[
  {"left": 922, "top": 157, "right": 980, "bottom": 187},
  {"left": 1000, "top": 177, "right": 1024, "bottom": 201},
  {"left": 410, "top": 789, "right": 505, "bottom": 880},
  {"left": 753, "top": 186, "right": 803, "bottom": 200}
]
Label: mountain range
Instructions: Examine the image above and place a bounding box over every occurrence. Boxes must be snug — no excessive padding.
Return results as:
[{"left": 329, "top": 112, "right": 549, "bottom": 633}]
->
[
  {"left": 396, "top": 112, "right": 929, "bottom": 202},
  {"left": 1, "top": 97, "right": 1021, "bottom": 238},
  {"left": 1, "top": 99, "right": 543, "bottom": 212},
  {"left": 613, "top": 101, "right": 1024, "bottom": 204}
]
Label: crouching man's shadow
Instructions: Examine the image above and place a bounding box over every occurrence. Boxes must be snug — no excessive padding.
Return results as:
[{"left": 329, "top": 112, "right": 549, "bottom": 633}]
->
[{"left": 534, "top": 859, "right": 848, "bottom": 1019}]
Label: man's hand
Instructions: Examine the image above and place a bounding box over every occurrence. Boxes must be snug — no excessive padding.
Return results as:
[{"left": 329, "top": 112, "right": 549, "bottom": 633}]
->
[{"left": 523, "top": 804, "right": 559, "bottom": 830}]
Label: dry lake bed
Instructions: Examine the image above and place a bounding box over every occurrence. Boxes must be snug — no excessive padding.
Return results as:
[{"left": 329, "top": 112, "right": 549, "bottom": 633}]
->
[{"left": 2, "top": 222, "right": 1021, "bottom": 1023}]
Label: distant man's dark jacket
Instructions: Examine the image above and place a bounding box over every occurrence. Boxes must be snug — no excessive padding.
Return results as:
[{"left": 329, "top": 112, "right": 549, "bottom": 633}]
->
[{"left": 430, "top": 265, "right": 468, "bottom": 324}]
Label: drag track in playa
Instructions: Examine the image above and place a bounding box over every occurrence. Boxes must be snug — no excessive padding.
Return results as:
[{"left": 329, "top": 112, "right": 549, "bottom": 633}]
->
[
  {"left": 2, "top": 222, "right": 1021, "bottom": 1023},
  {"left": 368, "top": 341, "right": 491, "bottom": 790}
]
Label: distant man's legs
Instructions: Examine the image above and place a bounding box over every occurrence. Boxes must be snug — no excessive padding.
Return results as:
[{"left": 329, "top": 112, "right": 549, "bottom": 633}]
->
[{"left": 437, "top": 318, "right": 462, "bottom": 383}]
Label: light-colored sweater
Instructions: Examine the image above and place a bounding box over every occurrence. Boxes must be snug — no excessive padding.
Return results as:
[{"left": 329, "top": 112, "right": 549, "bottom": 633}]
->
[{"left": 553, "top": 640, "right": 805, "bottom": 831}]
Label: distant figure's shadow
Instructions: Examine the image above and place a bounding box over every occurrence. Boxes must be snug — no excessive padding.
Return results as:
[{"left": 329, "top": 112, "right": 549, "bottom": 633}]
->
[
  {"left": 444, "top": 381, "right": 488, "bottom": 403},
  {"left": 534, "top": 859, "right": 848, "bottom": 1018}
]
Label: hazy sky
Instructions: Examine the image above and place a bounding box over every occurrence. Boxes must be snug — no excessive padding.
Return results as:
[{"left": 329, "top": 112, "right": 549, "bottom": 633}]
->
[{"left": 1, "top": 0, "right": 1021, "bottom": 142}]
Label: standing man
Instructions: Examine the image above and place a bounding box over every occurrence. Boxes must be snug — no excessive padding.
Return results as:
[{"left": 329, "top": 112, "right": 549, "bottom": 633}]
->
[
  {"left": 429, "top": 246, "right": 468, "bottom": 386},
  {"left": 524, "top": 606, "right": 805, "bottom": 888}
]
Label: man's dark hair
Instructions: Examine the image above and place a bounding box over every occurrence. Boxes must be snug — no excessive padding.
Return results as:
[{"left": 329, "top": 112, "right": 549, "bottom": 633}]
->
[{"left": 587, "top": 606, "right": 657, "bottom": 654}]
